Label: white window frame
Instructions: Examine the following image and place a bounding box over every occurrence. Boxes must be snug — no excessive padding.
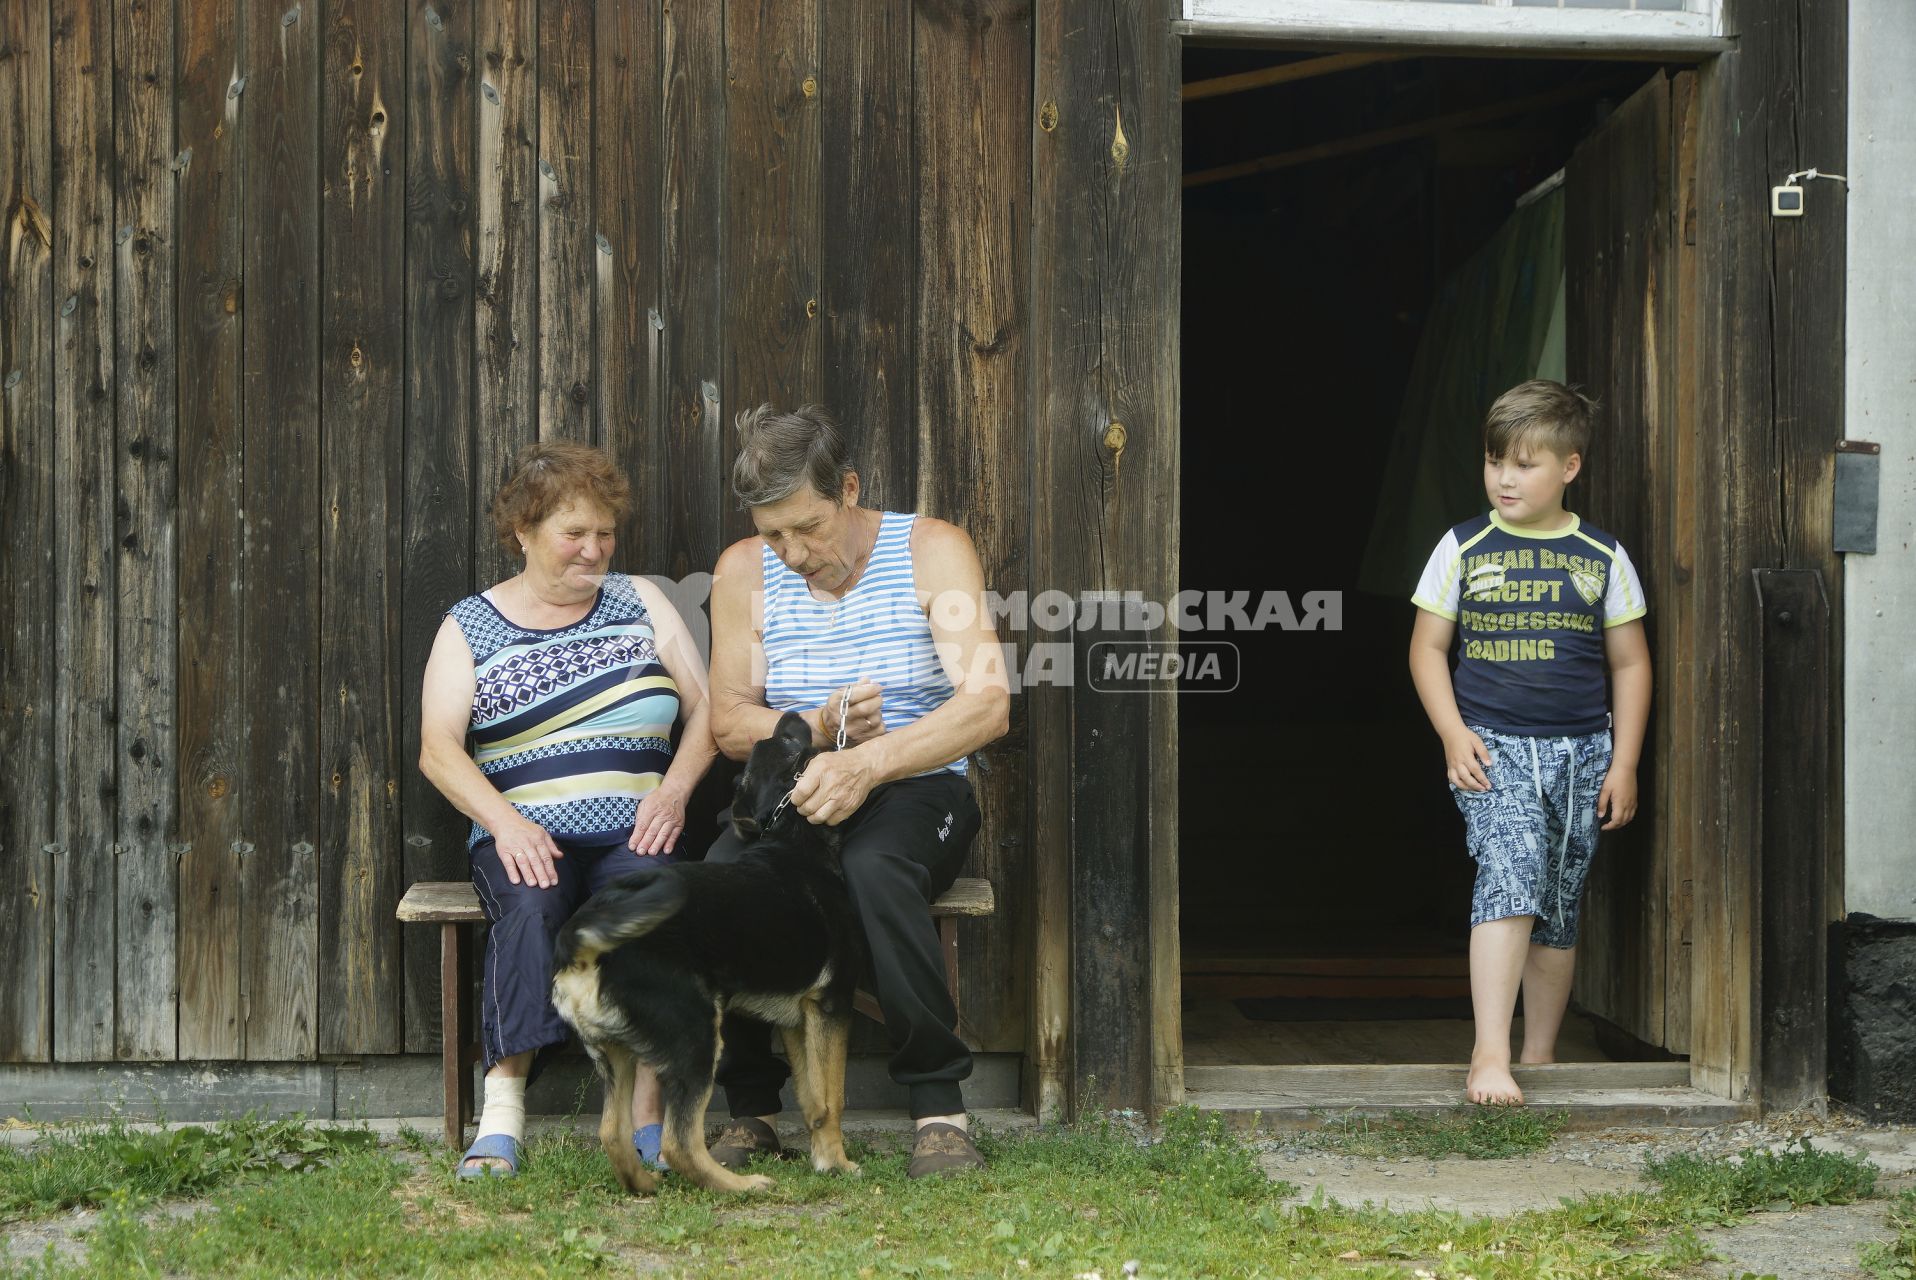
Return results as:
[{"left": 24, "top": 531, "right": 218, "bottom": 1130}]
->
[{"left": 1179, "top": 0, "right": 1727, "bottom": 56}]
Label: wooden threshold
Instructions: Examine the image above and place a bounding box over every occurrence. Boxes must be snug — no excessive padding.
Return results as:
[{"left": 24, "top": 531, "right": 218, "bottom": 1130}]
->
[{"left": 1187, "top": 1062, "right": 1751, "bottom": 1130}]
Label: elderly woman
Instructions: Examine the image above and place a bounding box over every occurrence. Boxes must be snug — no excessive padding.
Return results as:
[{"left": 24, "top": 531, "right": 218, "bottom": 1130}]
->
[{"left": 419, "top": 441, "right": 715, "bottom": 1178}]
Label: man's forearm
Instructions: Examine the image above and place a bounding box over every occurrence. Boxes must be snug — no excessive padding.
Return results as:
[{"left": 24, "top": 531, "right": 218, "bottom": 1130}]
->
[{"left": 858, "top": 687, "right": 1009, "bottom": 784}]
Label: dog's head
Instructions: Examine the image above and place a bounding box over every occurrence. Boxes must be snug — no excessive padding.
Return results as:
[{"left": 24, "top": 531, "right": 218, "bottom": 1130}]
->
[{"left": 731, "top": 711, "right": 820, "bottom": 842}]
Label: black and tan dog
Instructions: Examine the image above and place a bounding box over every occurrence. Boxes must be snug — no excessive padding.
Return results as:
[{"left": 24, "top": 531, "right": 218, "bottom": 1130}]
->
[{"left": 550, "top": 712, "right": 863, "bottom": 1194}]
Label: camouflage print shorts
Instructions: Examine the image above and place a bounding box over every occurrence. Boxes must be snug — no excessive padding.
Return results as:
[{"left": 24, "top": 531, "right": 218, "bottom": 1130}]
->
[{"left": 1451, "top": 726, "right": 1613, "bottom": 949}]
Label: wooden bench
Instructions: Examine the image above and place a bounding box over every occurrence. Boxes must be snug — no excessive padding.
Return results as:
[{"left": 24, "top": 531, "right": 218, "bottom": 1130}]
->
[{"left": 397, "top": 876, "right": 996, "bottom": 1148}]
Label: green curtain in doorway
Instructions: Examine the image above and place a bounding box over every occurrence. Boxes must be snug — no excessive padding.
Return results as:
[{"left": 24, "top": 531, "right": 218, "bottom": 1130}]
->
[{"left": 1357, "top": 187, "right": 1566, "bottom": 598}]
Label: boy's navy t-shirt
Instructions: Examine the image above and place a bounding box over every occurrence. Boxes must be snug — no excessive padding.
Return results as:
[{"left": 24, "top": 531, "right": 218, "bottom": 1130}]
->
[{"left": 1412, "top": 511, "right": 1646, "bottom": 737}]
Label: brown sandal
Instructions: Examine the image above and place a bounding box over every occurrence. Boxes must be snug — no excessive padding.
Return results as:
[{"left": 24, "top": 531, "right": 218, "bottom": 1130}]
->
[
  {"left": 907, "top": 1122, "right": 985, "bottom": 1179},
  {"left": 709, "top": 1117, "right": 784, "bottom": 1171}
]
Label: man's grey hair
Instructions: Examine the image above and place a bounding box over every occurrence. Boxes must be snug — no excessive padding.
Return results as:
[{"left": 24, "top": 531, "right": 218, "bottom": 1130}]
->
[{"left": 731, "top": 404, "right": 857, "bottom": 507}]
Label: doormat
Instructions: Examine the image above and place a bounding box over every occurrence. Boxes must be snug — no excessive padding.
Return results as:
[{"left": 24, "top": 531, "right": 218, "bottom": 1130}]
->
[{"left": 1235, "top": 996, "right": 1484, "bottom": 1022}]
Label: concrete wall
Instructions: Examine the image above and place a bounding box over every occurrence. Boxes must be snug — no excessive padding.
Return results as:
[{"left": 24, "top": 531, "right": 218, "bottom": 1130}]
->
[
  {"left": 1834, "top": 0, "right": 1916, "bottom": 1122},
  {"left": 1844, "top": 0, "right": 1916, "bottom": 923}
]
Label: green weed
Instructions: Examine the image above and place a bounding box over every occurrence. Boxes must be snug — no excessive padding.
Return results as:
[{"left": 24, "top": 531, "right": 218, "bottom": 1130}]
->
[
  {"left": 1299, "top": 1106, "right": 1568, "bottom": 1160},
  {"left": 1862, "top": 1185, "right": 1916, "bottom": 1279},
  {"left": 1645, "top": 1138, "right": 1878, "bottom": 1222},
  {"left": 0, "top": 1115, "right": 376, "bottom": 1221}
]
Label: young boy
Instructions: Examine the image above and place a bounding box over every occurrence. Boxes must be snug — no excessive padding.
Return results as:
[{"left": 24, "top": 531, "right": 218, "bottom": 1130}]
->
[{"left": 1408, "top": 380, "right": 1652, "bottom": 1106}]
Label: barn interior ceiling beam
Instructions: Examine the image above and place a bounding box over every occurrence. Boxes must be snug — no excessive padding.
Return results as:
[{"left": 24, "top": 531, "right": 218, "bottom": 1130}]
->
[
  {"left": 1180, "top": 51, "right": 1408, "bottom": 102},
  {"left": 1182, "top": 75, "right": 1634, "bottom": 188}
]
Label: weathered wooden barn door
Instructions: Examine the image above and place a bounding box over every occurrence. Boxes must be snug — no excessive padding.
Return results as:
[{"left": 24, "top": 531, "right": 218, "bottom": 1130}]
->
[{"left": 1563, "top": 70, "right": 1697, "bottom": 1059}]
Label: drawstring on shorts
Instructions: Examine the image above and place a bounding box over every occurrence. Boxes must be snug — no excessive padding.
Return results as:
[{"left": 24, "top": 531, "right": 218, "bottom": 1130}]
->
[{"left": 1525, "top": 737, "right": 1577, "bottom": 933}]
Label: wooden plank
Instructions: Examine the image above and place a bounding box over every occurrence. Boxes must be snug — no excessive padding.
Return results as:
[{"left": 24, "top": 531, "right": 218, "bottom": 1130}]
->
[
  {"left": 1181, "top": 976, "right": 1472, "bottom": 1000},
  {"left": 317, "top": 0, "right": 406, "bottom": 1056},
  {"left": 931, "top": 878, "right": 994, "bottom": 917},
  {"left": 239, "top": 0, "right": 321, "bottom": 1060},
  {"left": 722, "top": 0, "right": 821, "bottom": 520},
  {"left": 50, "top": 0, "right": 120, "bottom": 1063},
  {"left": 398, "top": 881, "right": 486, "bottom": 922},
  {"left": 1662, "top": 68, "right": 1699, "bottom": 1057},
  {"left": 657, "top": 0, "right": 726, "bottom": 581},
  {"left": 0, "top": 0, "right": 56, "bottom": 1063},
  {"left": 1194, "top": 1088, "right": 1753, "bottom": 1131},
  {"left": 1185, "top": 1061, "right": 1692, "bottom": 1094},
  {"left": 1766, "top": 0, "right": 1847, "bottom": 962},
  {"left": 112, "top": 0, "right": 180, "bottom": 1061},
  {"left": 1684, "top": 0, "right": 1846, "bottom": 1105},
  {"left": 1754, "top": 570, "right": 1830, "bottom": 1109},
  {"left": 820, "top": 0, "right": 913, "bottom": 511},
  {"left": 472, "top": 0, "right": 536, "bottom": 587},
  {"left": 402, "top": 0, "right": 477, "bottom": 1056},
  {"left": 1183, "top": 955, "right": 1471, "bottom": 978},
  {"left": 911, "top": 0, "right": 1028, "bottom": 1056},
  {"left": 536, "top": 0, "right": 594, "bottom": 443},
  {"left": 399, "top": 876, "right": 991, "bottom": 925},
  {"left": 1563, "top": 72, "right": 1670, "bottom": 1052},
  {"left": 1180, "top": 51, "right": 1406, "bottom": 102},
  {"left": 174, "top": 0, "right": 246, "bottom": 1061},
  {"left": 594, "top": 1, "right": 661, "bottom": 558},
  {"left": 1032, "top": 0, "right": 1183, "bottom": 1115}
]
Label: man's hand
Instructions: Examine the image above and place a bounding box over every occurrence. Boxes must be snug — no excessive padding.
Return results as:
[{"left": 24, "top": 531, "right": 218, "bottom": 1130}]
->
[
  {"left": 628, "top": 781, "right": 689, "bottom": 855},
  {"left": 493, "top": 814, "right": 565, "bottom": 888},
  {"left": 821, "top": 681, "right": 887, "bottom": 746},
  {"left": 1597, "top": 764, "right": 1639, "bottom": 830},
  {"left": 791, "top": 748, "right": 878, "bottom": 827},
  {"left": 1444, "top": 727, "right": 1494, "bottom": 792}
]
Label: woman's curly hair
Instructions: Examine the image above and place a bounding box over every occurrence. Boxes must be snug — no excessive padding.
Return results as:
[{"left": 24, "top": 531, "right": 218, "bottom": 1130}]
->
[{"left": 490, "top": 441, "right": 632, "bottom": 555}]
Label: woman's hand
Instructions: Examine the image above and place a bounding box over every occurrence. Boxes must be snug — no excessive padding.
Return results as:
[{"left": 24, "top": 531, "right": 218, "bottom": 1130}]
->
[
  {"left": 628, "top": 783, "right": 688, "bottom": 856},
  {"left": 492, "top": 814, "right": 565, "bottom": 888},
  {"left": 821, "top": 681, "right": 887, "bottom": 747}
]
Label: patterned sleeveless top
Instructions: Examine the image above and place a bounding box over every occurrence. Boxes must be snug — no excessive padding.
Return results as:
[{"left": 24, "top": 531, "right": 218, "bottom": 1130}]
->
[
  {"left": 761, "top": 510, "right": 965, "bottom": 777},
  {"left": 447, "top": 572, "right": 678, "bottom": 848}
]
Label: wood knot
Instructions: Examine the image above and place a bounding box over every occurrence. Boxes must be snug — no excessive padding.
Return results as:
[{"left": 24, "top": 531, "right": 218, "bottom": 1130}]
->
[
  {"left": 805, "top": 297, "right": 819, "bottom": 319},
  {"left": 801, "top": 75, "right": 817, "bottom": 98},
  {"left": 1039, "top": 100, "right": 1058, "bottom": 132},
  {"left": 1103, "top": 421, "right": 1128, "bottom": 454},
  {"left": 348, "top": 345, "right": 363, "bottom": 368},
  {"left": 1111, "top": 107, "right": 1129, "bottom": 171}
]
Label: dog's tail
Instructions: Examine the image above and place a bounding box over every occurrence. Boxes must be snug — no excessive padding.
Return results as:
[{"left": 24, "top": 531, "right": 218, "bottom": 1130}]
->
[{"left": 552, "top": 867, "right": 689, "bottom": 968}]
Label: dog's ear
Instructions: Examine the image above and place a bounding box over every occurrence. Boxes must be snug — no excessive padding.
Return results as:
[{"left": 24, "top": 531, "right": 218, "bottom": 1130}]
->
[{"left": 775, "top": 710, "right": 813, "bottom": 753}]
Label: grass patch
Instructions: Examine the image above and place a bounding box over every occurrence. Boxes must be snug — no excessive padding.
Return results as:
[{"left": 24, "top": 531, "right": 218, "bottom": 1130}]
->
[
  {"left": 1862, "top": 1186, "right": 1916, "bottom": 1279},
  {"left": 0, "top": 1115, "right": 377, "bottom": 1221},
  {"left": 1297, "top": 1107, "right": 1568, "bottom": 1160},
  {"left": 0, "top": 1111, "right": 1886, "bottom": 1280},
  {"left": 1644, "top": 1138, "right": 1878, "bottom": 1223}
]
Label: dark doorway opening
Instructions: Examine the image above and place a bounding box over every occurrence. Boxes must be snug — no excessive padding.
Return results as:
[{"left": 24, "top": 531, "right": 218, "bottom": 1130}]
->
[{"left": 1178, "top": 49, "right": 1676, "bottom": 1068}]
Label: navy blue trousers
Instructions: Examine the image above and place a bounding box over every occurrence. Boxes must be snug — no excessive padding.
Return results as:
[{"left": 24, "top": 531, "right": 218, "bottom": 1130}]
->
[
  {"left": 469, "top": 835, "right": 676, "bottom": 1071},
  {"left": 711, "top": 772, "right": 981, "bottom": 1120}
]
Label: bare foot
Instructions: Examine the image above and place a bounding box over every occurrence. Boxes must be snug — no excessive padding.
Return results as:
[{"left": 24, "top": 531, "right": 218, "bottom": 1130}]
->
[{"left": 1466, "top": 1060, "right": 1525, "bottom": 1105}]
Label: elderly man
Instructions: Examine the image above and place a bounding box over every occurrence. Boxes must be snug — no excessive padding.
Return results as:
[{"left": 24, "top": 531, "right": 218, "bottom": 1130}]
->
[{"left": 704, "top": 404, "right": 1010, "bottom": 1178}]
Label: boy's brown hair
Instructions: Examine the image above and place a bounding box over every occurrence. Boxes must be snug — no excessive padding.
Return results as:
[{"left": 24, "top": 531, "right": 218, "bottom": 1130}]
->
[{"left": 1483, "top": 379, "right": 1596, "bottom": 461}]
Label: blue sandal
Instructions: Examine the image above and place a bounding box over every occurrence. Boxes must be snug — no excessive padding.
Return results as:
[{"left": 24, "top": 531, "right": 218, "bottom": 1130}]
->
[
  {"left": 457, "top": 1133, "right": 523, "bottom": 1179},
  {"left": 634, "top": 1123, "right": 670, "bottom": 1173}
]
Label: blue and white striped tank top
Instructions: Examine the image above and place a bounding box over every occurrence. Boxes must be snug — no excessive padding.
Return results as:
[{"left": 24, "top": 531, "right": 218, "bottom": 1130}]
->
[
  {"left": 447, "top": 572, "right": 679, "bottom": 847},
  {"left": 761, "top": 511, "right": 966, "bottom": 777}
]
